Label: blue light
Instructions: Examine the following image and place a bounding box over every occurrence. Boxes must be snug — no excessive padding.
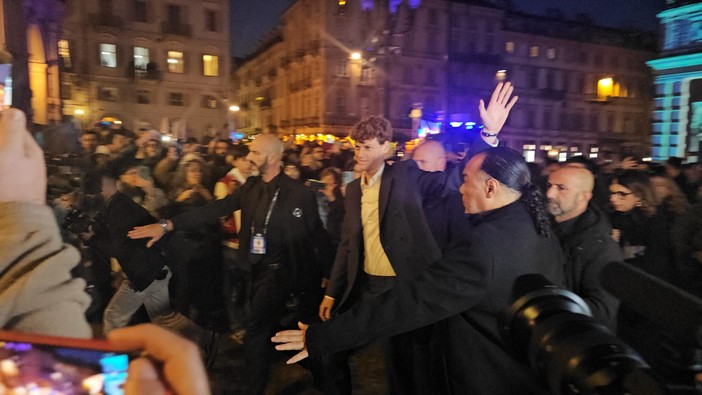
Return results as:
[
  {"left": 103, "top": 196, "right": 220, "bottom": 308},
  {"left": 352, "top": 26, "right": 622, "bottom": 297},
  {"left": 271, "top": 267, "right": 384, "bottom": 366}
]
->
[
  {"left": 466, "top": 122, "right": 476, "bottom": 126},
  {"left": 450, "top": 122, "right": 463, "bottom": 128},
  {"left": 466, "top": 125, "right": 474, "bottom": 130}
]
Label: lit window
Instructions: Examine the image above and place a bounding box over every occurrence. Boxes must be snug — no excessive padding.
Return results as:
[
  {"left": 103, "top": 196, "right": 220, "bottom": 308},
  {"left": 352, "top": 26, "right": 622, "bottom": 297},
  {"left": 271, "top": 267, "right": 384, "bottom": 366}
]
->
[
  {"left": 529, "top": 45, "right": 539, "bottom": 58},
  {"left": 202, "top": 95, "right": 219, "bottom": 109},
  {"left": 203, "top": 55, "right": 219, "bottom": 76},
  {"left": 496, "top": 69, "right": 507, "bottom": 82},
  {"left": 505, "top": 41, "right": 514, "bottom": 54},
  {"left": 100, "top": 43, "right": 117, "bottom": 68},
  {"left": 58, "top": 39, "right": 72, "bottom": 69},
  {"left": 523, "top": 144, "right": 536, "bottom": 163},
  {"left": 134, "top": 47, "right": 149, "bottom": 70},
  {"left": 167, "top": 51, "right": 184, "bottom": 73},
  {"left": 547, "top": 47, "right": 556, "bottom": 60},
  {"left": 597, "top": 77, "right": 613, "bottom": 99}
]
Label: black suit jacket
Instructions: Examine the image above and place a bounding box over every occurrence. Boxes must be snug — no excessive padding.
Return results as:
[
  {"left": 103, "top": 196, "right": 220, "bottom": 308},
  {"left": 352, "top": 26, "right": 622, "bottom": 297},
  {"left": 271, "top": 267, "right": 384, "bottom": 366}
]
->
[
  {"left": 326, "top": 137, "right": 494, "bottom": 310},
  {"left": 326, "top": 160, "right": 448, "bottom": 309},
  {"left": 307, "top": 201, "right": 565, "bottom": 395},
  {"left": 105, "top": 192, "right": 167, "bottom": 291},
  {"left": 171, "top": 172, "right": 333, "bottom": 292}
]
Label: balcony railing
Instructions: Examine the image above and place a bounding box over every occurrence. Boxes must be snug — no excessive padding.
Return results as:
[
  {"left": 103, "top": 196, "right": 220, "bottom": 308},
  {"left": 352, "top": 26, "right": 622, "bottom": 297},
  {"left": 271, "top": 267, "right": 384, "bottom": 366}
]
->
[
  {"left": 89, "top": 14, "right": 124, "bottom": 29},
  {"left": 161, "top": 22, "right": 192, "bottom": 37}
]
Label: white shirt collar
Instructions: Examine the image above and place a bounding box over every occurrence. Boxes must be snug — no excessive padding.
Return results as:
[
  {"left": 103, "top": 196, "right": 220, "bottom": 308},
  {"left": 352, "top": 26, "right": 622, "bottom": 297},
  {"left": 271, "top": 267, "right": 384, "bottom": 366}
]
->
[{"left": 361, "top": 163, "right": 385, "bottom": 188}]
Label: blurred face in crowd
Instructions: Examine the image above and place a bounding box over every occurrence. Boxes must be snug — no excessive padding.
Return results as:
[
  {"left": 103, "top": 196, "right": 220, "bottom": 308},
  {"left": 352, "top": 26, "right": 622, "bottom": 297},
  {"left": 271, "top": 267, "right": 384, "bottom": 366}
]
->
[
  {"left": 80, "top": 133, "right": 98, "bottom": 153},
  {"left": 101, "top": 176, "right": 118, "bottom": 201},
  {"left": 321, "top": 173, "right": 338, "bottom": 189},
  {"left": 234, "top": 156, "right": 252, "bottom": 176},
  {"left": 354, "top": 138, "right": 389, "bottom": 174},
  {"left": 312, "top": 147, "right": 325, "bottom": 161},
  {"left": 609, "top": 182, "right": 639, "bottom": 213},
  {"left": 650, "top": 176, "right": 672, "bottom": 202},
  {"left": 144, "top": 140, "right": 161, "bottom": 158},
  {"left": 120, "top": 167, "right": 142, "bottom": 188},
  {"left": 546, "top": 167, "right": 593, "bottom": 223},
  {"left": 186, "top": 161, "right": 203, "bottom": 186},
  {"left": 214, "top": 141, "right": 229, "bottom": 158},
  {"left": 110, "top": 134, "right": 127, "bottom": 154},
  {"left": 413, "top": 141, "right": 446, "bottom": 172},
  {"left": 184, "top": 141, "right": 200, "bottom": 154},
  {"left": 284, "top": 165, "right": 300, "bottom": 180}
]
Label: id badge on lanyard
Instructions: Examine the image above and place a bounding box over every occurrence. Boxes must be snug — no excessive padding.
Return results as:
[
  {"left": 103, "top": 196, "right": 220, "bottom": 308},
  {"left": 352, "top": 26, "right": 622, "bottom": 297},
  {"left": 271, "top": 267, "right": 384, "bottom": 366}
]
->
[
  {"left": 250, "top": 189, "right": 279, "bottom": 255},
  {"left": 251, "top": 233, "right": 267, "bottom": 254}
]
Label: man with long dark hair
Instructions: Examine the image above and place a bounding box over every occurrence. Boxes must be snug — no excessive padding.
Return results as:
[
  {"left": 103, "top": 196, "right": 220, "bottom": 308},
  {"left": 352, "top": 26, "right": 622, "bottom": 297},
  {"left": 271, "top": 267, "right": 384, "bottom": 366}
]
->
[{"left": 273, "top": 147, "right": 565, "bottom": 395}]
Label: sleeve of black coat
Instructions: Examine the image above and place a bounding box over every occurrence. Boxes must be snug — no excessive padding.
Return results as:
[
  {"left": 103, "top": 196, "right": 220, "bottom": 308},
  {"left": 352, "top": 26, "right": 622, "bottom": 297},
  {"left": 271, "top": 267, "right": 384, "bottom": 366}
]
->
[
  {"left": 170, "top": 185, "right": 243, "bottom": 230},
  {"left": 306, "top": 230, "right": 493, "bottom": 357},
  {"left": 302, "top": 188, "right": 335, "bottom": 278},
  {"left": 326, "top": 184, "right": 358, "bottom": 298},
  {"left": 578, "top": 237, "right": 622, "bottom": 331}
]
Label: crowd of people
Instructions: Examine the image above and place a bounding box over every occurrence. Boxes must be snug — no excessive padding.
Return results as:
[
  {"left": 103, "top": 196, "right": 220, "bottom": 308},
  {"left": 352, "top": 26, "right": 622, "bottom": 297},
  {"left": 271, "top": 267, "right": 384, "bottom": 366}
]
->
[{"left": 1, "top": 81, "right": 701, "bottom": 394}]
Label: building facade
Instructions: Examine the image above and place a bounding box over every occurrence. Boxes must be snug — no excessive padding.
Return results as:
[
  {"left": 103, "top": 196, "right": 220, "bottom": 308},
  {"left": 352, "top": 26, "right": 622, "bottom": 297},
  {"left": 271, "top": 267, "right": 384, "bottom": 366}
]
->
[
  {"left": 60, "top": 0, "right": 230, "bottom": 138},
  {"left": 1, "top": 0, "right": 65, "bottom": 126},
  {"left": 647, "top": 0, "right": 702, "bottom": 162},
  {"left": 233, "top": 0, "right": 655, "bottom": 161}
]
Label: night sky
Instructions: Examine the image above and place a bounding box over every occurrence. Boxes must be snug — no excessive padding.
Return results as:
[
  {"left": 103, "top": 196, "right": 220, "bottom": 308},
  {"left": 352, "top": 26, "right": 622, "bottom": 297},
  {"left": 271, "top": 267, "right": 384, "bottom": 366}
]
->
[{"left": 230, "top": 0, "right": 665, "bottom": 58}]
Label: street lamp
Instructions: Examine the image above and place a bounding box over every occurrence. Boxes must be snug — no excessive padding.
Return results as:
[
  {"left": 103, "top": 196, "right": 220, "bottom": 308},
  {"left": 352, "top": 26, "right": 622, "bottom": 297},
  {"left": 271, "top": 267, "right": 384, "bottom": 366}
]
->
[
  {"left": 74, "top": 108, "right": 85, "bottom": 115},
  {"left": 229, "top": 105, "right": 240, "bottom": 112},
  {"left": 350, "top": 52, "right": 362, "bottom": 60}
]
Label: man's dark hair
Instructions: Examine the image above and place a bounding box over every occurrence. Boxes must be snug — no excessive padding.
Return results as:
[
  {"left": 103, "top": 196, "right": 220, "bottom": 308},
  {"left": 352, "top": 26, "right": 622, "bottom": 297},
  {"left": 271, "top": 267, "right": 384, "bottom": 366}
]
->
[
  {"left": 231, "top": 144, "right": 249, "bottom": 160},
  {"left": 666, "top": 156, "right": 683, "bottom": 170},
  {"left": 479, "top": 147, "right": 552, "bottom": 238},
  {"left": 82, "top": 130, "right": 98, "bottom": 138},
  {"left": 186, "top": 136, "right": 199, "bottom": 145},
  {"left": 349, "top": 115, "right": 393, "bottom": 144}
]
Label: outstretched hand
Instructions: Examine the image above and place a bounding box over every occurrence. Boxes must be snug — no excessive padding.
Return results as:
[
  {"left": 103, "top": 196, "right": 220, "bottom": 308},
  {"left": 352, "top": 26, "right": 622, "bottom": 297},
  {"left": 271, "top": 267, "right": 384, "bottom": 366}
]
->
[
  {"left": 271, "top": 322, "right": 309, "bottom": 364},
  {"left": 479, "top": 82, "right": 518, "bottom": 135},
  {"left": 127, "top": 223, "right": 165, "bottom": 248}
]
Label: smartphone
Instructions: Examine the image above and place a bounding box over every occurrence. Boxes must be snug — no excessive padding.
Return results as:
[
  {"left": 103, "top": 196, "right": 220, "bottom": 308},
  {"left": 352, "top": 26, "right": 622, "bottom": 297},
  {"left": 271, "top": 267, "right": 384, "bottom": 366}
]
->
[{"left": 0, "top": 330, "right": 133, "bottom": 395}]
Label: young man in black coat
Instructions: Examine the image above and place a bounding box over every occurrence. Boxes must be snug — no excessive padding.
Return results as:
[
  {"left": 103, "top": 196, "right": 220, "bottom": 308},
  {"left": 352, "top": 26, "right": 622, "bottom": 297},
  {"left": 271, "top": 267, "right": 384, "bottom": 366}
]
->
[
  {"left": 546, "top": 166, "right": 622, "bottom": 330},
  {"left": 129, "top": 134, "right": 334, "bottom": 395},
  {"left": 273, "top": 147, "right": 565, "bottom": 395},
  {"left": 317, "top": 83, "right": 518, "bottom": 394}
]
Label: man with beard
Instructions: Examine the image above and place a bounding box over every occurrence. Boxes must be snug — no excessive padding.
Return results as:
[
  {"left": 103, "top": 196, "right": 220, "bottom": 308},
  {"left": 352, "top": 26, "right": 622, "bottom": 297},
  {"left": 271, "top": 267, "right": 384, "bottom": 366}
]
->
[
  {"left": 208, "top": 138, "right": 233, "bottom": 189},
  {"left": 128, "top": 134, "right": 334, "bottom": 395},
  {"left": 545, "top": 166, "right": 621, "bottom": 329}
]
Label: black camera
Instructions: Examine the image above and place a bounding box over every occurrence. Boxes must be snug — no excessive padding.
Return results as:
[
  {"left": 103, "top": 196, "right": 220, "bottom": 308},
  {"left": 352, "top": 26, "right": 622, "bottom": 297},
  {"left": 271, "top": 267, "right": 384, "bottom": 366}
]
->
[
  {"left": 63, "top": 208, "right": 96, "bottom": 234},
  {"left": 503, "top": 274, "right": 664, "bottom": 395}
]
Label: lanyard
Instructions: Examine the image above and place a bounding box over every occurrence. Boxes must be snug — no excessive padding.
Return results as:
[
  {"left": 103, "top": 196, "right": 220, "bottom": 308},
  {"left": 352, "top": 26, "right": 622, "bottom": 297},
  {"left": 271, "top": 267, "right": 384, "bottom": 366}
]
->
[{"left": 251, "top": 188, "right": 280, "bottom": 237}]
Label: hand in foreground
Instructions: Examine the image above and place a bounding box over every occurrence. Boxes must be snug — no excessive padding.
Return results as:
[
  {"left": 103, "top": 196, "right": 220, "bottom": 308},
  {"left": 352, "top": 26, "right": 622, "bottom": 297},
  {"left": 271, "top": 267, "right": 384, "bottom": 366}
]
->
[
  {"left": 128, "top": 223, "right": 165, "bottom": 247},
  {"left": 108, "top": 324, "right": 211, "bottom": 395},
  {"left": 0, "top": 109, "right": 46, "bottom": 205},
  {"left": 479, "top": 82, "right": 519, "bottom": 135},
  {"left": 271, "top": 322, "right": 309, "bottom": 364}
]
